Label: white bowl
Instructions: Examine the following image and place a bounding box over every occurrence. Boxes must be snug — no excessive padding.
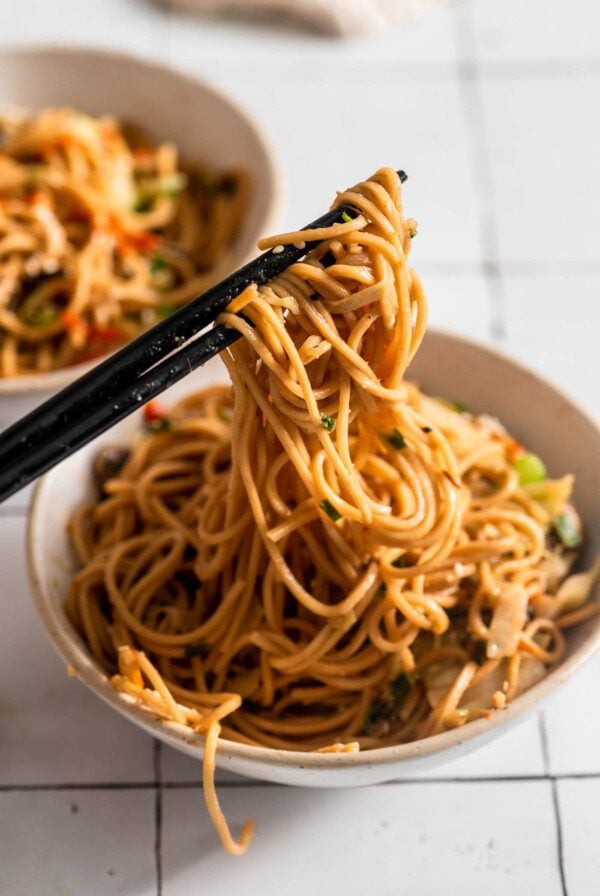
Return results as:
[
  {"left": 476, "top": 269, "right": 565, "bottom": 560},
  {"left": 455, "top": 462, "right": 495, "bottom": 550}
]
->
[
  {"left": 0, "top": 44, "right": 282, "bottom": 404},
  {"left": 26, "top": 330, "right": 600, "bottom": 787}
]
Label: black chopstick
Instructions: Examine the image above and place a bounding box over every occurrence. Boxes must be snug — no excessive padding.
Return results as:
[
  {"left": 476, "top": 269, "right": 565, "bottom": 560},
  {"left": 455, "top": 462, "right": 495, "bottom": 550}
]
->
[
  {"left": 0, "top": 170, "right": 407, "bottom": 502},
  {"left": 0, "top": 323, "right": 240, "bottom": 500},
  {"left": 0, "top": 208, "right": 343, "bottom": 464}
]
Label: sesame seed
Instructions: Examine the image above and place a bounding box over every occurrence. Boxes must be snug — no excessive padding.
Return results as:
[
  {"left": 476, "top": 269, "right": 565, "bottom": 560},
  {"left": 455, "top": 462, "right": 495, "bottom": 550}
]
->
[
  {"left": 272, "top": 245, "right": 284, "bottom": 254},
  {"left": 293, "top": 241, "right": 306, "bottom": 250},
  {"left": 42, "top": 257, "right": 60, "bottom": 274},
  {"left": 24, "top": 257, "right": 41, "bottom": 277}
]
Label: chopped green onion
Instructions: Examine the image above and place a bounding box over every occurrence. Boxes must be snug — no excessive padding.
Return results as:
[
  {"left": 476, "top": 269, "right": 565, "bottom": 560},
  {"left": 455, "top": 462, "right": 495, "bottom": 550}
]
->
[
  {"left": 553, "top": 513, "right": 582, "bottom": 549},
  {"left": 192, "top": 170, "right": 234, "bottom": 196},
  {"left": 389, "top": 673, "right": 414, "bottom": 708},
  {"left": 439, "top": 397, "right": 466, "bottom": 413},
  {"left": 158, "top": 304, "right": 177, "bottom": 319},
  {"left": 161, "top": 175, "right": 185, "bottom": 198},
  {"left": 514, "top": 452, "right": 547, "bottom": 485},
  {"left": 133, "top": 196, "right": 153, "bottom": 213},
  {"left": 24, "top": 305, "right": 58, "bottom": 326},
  {"left": 363, "top": 699, "right": 387, "bottom": 735},
  {"left": 319, "top": 499, "right": 342, "bottom": 522},
  {"left": 409, "top": 226, "right": 417, "bottom": 238},
  {"left": 341, "top": 211, "right": 353, "bottom": 223},
  {"left": 184, "top": 641, "right": 209, "bottom": 658},
  {"left": 455, "top": 707, "right": 469, "bottom": 718},
  {"left": 146, "top": 418, "right": 172, "bottom": 433},
  {"left": 384, "top": 429, "right": 406, "bottom": 450},
  {"left": 392, "top": 555, "right": 407, "bottom": 569},
  {"left": 27, "top": 164, "right": 44, "bottom": 186},
  {"left": 320, "top": 414, "right": 336, "bottom": 432},
  {"left": 150, "top": 254, "right": 166, "bottom": 274}
]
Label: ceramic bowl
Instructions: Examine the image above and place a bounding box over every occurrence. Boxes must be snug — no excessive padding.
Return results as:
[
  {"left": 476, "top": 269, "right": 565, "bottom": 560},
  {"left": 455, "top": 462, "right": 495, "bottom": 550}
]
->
[
  {"left": 26, "top": 331, "right": 600, "bottom": 786},
  {"left": 0, "top": 44, "right": 281, "bottom": 406}
]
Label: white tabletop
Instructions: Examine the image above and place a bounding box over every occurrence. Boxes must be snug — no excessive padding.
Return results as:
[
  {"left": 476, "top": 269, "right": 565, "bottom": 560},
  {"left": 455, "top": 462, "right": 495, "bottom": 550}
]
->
[{"left": 1, "top": 1, "right": 599, "bottom": 893}]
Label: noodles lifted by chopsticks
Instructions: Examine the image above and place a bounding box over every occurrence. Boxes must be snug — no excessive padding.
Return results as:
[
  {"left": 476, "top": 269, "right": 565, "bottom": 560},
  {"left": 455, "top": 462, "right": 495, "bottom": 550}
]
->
[
  {"left": 67, "top": 168, "right": 600, "bottom": 854},
  {"left": 0, "top": 107, "right": 247, "bottom": 376}
]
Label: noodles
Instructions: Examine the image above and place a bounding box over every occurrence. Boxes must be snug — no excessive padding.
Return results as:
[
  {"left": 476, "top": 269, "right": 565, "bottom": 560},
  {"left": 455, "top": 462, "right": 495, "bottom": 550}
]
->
[
  {"left": 0, "top": 107, "right": 246, "bottom": 375},
  {"left": 66, "top": 168, "right": 599, "bottom": 853}
]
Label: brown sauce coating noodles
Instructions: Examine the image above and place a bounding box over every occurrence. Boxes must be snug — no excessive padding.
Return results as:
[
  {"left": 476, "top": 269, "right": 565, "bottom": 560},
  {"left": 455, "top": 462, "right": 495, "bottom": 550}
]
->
[
  {"left": 0, "top": 107, "right": 247, "bottom": 375},
  {"left": 66, "top": 168, "right": 599, "bottom": 853}
]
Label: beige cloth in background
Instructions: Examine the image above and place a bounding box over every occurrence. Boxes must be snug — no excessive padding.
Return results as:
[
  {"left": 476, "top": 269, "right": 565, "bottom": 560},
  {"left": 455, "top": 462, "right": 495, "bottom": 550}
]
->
[{"left": 166, "top": 0, "right": 444, "bottom": 37}]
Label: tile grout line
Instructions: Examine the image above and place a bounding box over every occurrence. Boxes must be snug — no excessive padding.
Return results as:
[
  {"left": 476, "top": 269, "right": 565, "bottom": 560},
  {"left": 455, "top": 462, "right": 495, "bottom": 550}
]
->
[
  {"left": 539, "top": 710, "right": 569, "bottom": 896},
  {"left": 538, "top": 711, "right": 551, "bottom": 774},
  {"left": 451, "top": 0, "right": 506, "bottom": 343},
  {"left": 153, "top": 741, "right": 163, "bottom": 896},
  {"left": 153, "top": 59, "right": 600, "bottom": 83},
  {"left": 0, "top": 507, "right": 28, "bottom": 517},
  {"left": 551, "top": 778, "right": 569, "bottom": 896}
]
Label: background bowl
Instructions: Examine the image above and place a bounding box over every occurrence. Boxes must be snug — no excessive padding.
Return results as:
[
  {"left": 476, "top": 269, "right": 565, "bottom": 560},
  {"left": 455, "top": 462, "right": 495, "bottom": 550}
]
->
[
  {"left": 27, "top": 330, "right": 600, "bottom": 787},
  {"left": 0, "top": 44, "right": 281, "bottom": 406}
]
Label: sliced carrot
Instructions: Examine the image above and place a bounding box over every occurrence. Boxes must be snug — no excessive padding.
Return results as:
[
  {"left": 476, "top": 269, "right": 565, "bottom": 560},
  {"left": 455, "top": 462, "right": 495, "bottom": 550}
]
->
[{"left": 143, "top": 400, "right": 168, "bottom": 424}]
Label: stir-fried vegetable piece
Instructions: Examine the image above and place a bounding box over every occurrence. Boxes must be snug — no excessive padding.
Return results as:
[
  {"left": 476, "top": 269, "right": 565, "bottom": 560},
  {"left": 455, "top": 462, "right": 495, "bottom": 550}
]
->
[
  {"left": 487, "top": 583, "right": 529, "bottom": 659},
  {"left": 389, "top": 673, "right": 414, "bottom": 708},
  {"left": 553, "top": 511, "right": 583, "bottom": 549},
  {"left": 514, "top": 452, "right": 547, "bottom": 485}
]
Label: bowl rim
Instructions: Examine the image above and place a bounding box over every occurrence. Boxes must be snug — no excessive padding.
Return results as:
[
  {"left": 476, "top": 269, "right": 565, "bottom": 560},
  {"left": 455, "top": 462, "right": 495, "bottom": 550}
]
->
[
  {"left": 26, "top": 328, "right": 600, "bottom": 771},
  {"left": 0, "top": 41, "right": 283, "bottom": 395}
]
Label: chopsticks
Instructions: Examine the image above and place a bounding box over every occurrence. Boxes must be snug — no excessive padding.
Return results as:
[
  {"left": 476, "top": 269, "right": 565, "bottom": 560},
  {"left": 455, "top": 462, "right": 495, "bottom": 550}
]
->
[{"left": 0, "top": 170, "right": 407, "bottom": 503}]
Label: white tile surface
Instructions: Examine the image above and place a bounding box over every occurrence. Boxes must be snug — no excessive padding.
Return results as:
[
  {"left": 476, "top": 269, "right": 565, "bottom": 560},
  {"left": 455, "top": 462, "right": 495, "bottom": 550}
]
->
[
  {"left": 502, "top": 273, "right": 600, "bottom": 419},
  {"left": 472, "top": 0, "right": 600, "bottom": 63},
  {"left": 0, "top": 517, "right": 155, "bottom": 785},
  {"left": 481, "top": 77, "right": 600, "bottom": 265},
  {"left": 558, "top": 778, "right": 600, "bottom": 896},
  {"left": 213, "top": 73, "right": 483, "bottom": 266},
  {"left": 422, "top": 273, "right": 493, "bottom": 341},
  {"left": 163, "top": 3, "right": 459, "bottom": 69},
  {"left": 0, "top": 789, "right": 156, "bottom": 895},
  {"left": 162, "top": 742, "right": 241, "bottom": 784},
  {"left": 161, "top": 781, "right": 563, "bottom": 896},
  {"left": 0, "top": 0, "right": 599, "bottom": 890},
  {"left": 544, "top": 654, "right": 600, "bottom": 776},
  {"left": 0, "top": 0, "right": 167, "bottom": 54}
]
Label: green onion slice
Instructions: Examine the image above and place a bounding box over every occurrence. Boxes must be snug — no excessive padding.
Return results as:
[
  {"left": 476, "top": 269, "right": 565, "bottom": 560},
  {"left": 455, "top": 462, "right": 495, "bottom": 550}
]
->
[
  {"left": 319, "top": 499, "right": 342, "bottom": 522},
  {"left": 384, "top": 429, "right": 406, "bottom": 450}
]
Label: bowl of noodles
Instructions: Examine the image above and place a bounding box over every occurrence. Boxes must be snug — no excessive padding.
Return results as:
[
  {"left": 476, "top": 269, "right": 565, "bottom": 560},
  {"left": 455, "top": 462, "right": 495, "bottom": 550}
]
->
[
  {"left": 0, "top": 45, "right": 280, "bottom": 394},
  {"left": 27, "top": 169, "right": 600, "bottom": 855}
]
